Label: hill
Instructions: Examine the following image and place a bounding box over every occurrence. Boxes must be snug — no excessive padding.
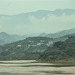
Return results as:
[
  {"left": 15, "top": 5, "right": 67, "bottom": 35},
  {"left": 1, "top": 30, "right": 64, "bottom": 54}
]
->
[
  {"left": 0, "top": 33, "right": 74, "bottom": 60},
  {"left": 0, "top": 32, "right": 26, "bottom": 45},
  {"left": 40, "top": 28, "right": 75, "bottom": 38},
  {"left": 0, "top": 37, "right": 54, "bottom": 60},
  {"left": 39, "top": 36, "right": 75, "bottom": 62},
  {"left": 1, "top": 28, "right": 74, "bottom": 45}
]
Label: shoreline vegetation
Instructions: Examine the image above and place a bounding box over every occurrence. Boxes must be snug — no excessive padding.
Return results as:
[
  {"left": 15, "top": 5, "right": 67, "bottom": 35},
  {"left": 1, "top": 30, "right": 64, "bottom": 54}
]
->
[{"left": 38, "top": 59, "right": 75, "bottom": 64}]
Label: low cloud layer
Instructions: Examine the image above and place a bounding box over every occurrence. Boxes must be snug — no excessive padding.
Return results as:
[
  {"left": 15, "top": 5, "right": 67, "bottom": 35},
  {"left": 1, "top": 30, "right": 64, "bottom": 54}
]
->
[{"left": 0, "top": 13, "right": 75, "bottom": 35}]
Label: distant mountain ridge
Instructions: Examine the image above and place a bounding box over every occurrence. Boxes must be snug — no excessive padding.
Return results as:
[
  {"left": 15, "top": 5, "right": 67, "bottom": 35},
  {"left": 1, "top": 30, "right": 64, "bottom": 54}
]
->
[
  {"left": 0, "top": 9, "right": 75, "bottom": 25},
  {"left": 0, "top": 9, "right": 75, "bottom": 18},
  {"left": 0, "top": 32, "right": 26, "bottom": 45},
  {"left": 0, "top": 28, "right": 75, "bottom": 45},
  {"left": 0, "top": 9, "right": 75, "bottom": 35},
  {"left": 40, "top": 28, "right": 75, "bottom": 38}
]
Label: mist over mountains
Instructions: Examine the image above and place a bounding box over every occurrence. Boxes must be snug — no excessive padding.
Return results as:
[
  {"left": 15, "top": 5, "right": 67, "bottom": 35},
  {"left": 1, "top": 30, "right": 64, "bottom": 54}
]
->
[
  {"left": 0, "top": 28, "right": 75, "bottom": 45},
  {"left": 0, "top": 9, "right": 75, "bottom": 35},
  {"left": 0, "top": 9, "right": 75, "bottom": 45}
]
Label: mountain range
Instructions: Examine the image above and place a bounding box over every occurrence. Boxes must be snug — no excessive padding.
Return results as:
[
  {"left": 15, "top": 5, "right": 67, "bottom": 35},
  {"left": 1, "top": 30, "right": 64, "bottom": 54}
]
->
[
  {"left": 0, "top": 9, "right": 75, "bottom": 24},
  {"left": 40, "top": 28, "right": 75, "bottom": 38},
  {"left": 0, "top": 28, "right": 75, "bottom": 45},
  {"left": 0, "top": 9, "right": 75, "bottom": 35},
  {"left": 0, "top": 32, "right": 26, "bottom": 45}
]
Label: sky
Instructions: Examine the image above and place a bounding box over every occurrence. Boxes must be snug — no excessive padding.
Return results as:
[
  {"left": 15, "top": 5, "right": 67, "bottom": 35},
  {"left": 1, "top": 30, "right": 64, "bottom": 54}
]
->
[
  {"left": 0, "top": 0, "right": 75, "bottom": 35},
  {"left": 0, "top": 0, "right": 75, "bottom": 15}
]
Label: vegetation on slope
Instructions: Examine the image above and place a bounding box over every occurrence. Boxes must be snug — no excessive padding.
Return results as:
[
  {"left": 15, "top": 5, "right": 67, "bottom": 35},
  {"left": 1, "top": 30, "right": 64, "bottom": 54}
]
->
[
  {"left": 0, "top": 37, "right": 53, "bottom": 60},
  {"left": 39, "top": 36, "right": 75, "bottom": 61}
]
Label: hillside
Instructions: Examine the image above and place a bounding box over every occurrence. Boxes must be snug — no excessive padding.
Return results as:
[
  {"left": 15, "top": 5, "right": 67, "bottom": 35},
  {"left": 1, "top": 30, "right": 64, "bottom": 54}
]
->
[
  {"left": 0, "top": 37, "right": 54, "bottom": 60},
  {"left": 39, "top": 36, "right": 75, "bottom": 62},
  {"left": 0, "top": 33, "right": 74, "bottom": 60}
]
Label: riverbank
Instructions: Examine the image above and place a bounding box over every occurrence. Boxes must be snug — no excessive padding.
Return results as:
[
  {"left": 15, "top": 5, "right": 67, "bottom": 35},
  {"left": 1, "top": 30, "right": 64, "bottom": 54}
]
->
[
  {"left": 0, "top": 60, "right": 75, "bottom": 75},
  {"left": 38, "top": 59, "right": 75, "bottom": 66}
]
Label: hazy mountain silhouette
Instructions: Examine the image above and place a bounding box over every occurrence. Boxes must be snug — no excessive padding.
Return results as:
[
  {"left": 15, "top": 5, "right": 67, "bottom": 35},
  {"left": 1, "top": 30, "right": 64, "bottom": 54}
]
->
[
  {"left": 40, "top": 28, "right": 75, "bottom": 38},
  {"left": 0, "top": 32, "right": 26, "bottom": 45},
  {"left": 0, "top": 28, "right": 75, "bottom": 45},
  {"left": 0, "top": 9, "right": 75, "bottom": 25},
  {"left": 0, "top": 9, "right": 75, "bottom": 35}
]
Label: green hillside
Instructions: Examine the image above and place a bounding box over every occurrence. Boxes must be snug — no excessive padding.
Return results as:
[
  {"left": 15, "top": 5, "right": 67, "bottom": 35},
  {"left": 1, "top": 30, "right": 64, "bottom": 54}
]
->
[
  {"left": 39, "top": 36, "right": 75, "bottom": 62},
  {"left": 0, "top": 37, "right": 53, "bottom": 60}
]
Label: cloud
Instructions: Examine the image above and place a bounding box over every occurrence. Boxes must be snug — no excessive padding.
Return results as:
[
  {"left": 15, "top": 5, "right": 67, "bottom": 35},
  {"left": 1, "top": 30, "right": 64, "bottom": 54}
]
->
[
  {"left": 27, "top": 14, "right": 75, "bottom": 33},
  {"left": 0, "top": 13, "right": 75, "bottom": 35}
]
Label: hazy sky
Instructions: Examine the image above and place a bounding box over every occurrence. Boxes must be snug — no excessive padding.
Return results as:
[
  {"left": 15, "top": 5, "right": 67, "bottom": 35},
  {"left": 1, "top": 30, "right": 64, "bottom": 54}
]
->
[
  {"left": 0, "top": 0, "right": 75, "bottom": 15},
  {"left": 0, "top": 0, "right": 75, "bottom": 35}
]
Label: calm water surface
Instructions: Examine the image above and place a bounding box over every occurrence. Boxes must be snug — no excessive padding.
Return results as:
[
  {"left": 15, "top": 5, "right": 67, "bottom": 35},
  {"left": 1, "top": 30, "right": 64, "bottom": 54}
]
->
[{"left": 0, "top": 60, "right": 75, "bottom": 75}]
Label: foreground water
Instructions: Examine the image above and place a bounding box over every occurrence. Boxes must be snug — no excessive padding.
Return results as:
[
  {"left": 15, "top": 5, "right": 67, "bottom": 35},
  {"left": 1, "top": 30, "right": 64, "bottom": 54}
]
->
[{"left": 0, "top": 60, "right": 75, "bottom": 75}]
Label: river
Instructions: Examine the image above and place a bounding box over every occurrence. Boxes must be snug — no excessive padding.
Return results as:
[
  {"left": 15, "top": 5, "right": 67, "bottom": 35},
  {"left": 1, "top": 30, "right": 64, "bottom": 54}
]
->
[{"left": 0, "top": 60, "right": 75, "bottom": 75}]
